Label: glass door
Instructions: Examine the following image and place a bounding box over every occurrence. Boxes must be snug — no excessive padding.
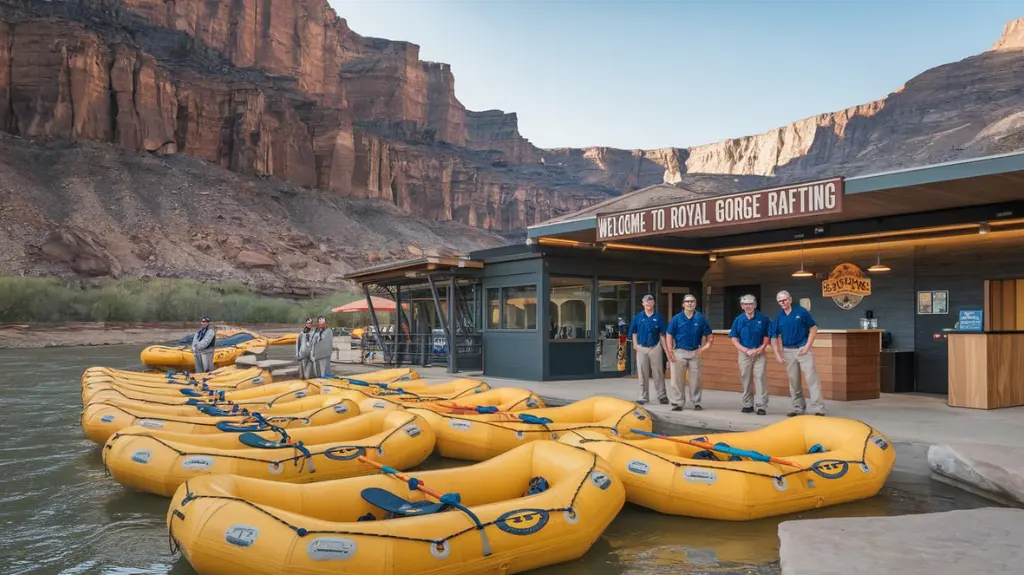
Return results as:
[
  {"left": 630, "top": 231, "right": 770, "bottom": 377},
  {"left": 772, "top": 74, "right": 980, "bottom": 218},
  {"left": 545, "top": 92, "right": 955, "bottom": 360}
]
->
[{"left": 597, "top": 280, "right": 631, "bottom": 373}]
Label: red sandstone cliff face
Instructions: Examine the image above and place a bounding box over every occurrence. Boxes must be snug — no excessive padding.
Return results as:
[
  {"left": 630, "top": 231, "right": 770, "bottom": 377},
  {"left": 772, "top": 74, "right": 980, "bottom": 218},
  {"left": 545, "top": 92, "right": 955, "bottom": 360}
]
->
[
  {"left": 2, "top": 0, "right": 1023, "bottom": 250},
  {"left": 0, "top": 0, "right": 606, "bottom": 235}
]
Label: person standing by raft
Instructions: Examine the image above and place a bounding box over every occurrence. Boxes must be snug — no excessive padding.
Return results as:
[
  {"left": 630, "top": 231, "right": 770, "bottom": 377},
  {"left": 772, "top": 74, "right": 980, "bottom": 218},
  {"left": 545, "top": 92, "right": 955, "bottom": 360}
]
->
[
  {"left": 295, "top": 317, "right": 314, "bottom": 379},
  {"left": 191, "top": 316, "right": 216, "bottom": 373},
  {"left": 309, "top": 316, "right": 334, "bottom": 378}
]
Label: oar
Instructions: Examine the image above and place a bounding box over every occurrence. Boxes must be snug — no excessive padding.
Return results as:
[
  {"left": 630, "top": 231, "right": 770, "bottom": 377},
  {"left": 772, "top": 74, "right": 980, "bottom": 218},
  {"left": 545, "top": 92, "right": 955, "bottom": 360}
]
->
[
  {"left": 629, "top": 429, "right": 806, "bottom": 470},
  {"left": 358, "top": 456, "right": 492, "bottom": 556}
]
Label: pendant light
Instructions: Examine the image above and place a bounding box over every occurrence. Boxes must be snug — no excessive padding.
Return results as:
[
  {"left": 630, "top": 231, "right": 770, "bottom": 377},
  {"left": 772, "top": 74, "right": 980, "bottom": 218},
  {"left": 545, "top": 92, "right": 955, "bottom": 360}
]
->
[
  {"left": 792, "top": 243, "right": 813, "bottom": 278},
  {"left": 868, "top": 238, "right": 890, "bottom": 273}
]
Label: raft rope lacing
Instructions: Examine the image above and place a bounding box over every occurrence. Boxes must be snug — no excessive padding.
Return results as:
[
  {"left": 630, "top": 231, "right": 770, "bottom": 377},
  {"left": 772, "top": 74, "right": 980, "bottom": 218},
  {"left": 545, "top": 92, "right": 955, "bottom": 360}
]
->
[
  {"left": 82, "top": 385, "right": 312, "bottom": 410},
  {"left": 405, "top": 403, "right": 643, "bottom": 436},
  {"left": 82, "top": 399, "right": 353, "bottom": 430},
  {"left": 167, "top": 451, "right": 600, "bottom": 556},
  {"left": 567, "top": 422, "right": 878, "bottom": 483},
  {"left": 82, "top": 371, "right": 266, "bottom": 392},
  {"left": 105, "top": 415, "right": 419, "bottom": 475}
]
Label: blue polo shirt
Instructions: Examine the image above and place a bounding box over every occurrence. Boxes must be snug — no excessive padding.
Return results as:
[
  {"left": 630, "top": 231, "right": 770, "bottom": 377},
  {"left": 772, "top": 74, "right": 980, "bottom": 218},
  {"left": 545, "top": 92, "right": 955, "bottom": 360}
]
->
[
  {"left": 667, "top": 311, "right": 712, "bottom": 351},
  {"left": 729, "top": 310, "right": 771, "bottom": 349},
  {"left": 628, "top": 311, "right": 666, "bottom": 347},
  {"left": 772, "top": 305, "right": 817, "bottom": 348}
]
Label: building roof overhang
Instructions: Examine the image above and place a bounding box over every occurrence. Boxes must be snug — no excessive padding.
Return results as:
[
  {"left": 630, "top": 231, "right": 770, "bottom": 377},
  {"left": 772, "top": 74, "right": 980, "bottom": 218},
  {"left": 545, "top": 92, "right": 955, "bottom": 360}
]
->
[
  {"left": 526, "top": 150, "right": 1024, "bottom": 253},
  {"left": 343, "top": 256, "right": 484, "bottom": 285}
]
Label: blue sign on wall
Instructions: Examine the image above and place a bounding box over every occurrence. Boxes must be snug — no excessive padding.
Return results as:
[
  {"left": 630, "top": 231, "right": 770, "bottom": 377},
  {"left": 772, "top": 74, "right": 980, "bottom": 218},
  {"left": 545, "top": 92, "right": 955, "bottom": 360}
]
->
[{"left": 957, "top": 310, "right": 984, "bottom": 332}]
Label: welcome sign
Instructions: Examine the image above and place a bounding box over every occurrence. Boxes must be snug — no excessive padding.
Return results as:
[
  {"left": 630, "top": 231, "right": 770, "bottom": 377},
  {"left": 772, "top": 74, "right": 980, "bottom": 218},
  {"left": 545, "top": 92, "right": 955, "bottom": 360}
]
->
[{"left": 595, "top": 177, "right": 844, "bottom": 241}]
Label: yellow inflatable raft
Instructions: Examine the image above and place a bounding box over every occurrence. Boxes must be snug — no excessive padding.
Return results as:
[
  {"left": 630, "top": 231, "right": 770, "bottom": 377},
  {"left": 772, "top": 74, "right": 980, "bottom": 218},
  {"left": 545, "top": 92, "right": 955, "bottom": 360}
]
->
[
  {"left": 104, "top": 410, "right": 436, "bottom": 497},
  {"left": 321, "top": 386, "right": 545, "bottom": 417},
  {"left": 82, "top": 366, "right": 271, "bottom": 390},
  {"left": 559, "top": 415, "right": 896, "bottom": 521},
  {"left": 167, "top": 440, "right": 624, "bottom": 575},
  {"left": 80, "top": 396, "right": 360, "bottom": 446},
  {"left": 407, "top": 396, "right": 652, "bottom": 461},
  {"left": 140, "top": 337, "right": 268, "bottom": 370},
  {"left": 331, "top": 367, "right": 420, "bottom": 385},
  {"left": 83, "top": 379, "right": 317, "bottom": 407},
  {"left": 316, "top": 377, "right": 490, "bottom": 402}
]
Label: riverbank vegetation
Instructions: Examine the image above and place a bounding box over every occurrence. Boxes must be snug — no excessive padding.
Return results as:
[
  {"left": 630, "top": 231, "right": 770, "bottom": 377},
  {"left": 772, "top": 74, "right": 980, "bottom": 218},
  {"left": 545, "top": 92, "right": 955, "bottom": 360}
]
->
[{"left": 0, "top": 276, "right": 379, "bottom": 326}]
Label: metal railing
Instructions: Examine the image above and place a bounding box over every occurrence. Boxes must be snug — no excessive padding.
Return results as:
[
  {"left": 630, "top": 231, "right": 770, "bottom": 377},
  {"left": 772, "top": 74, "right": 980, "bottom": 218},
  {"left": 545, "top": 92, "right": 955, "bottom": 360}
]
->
[{"left": 338, "top": 329, "right": 483, "bottom": 371}]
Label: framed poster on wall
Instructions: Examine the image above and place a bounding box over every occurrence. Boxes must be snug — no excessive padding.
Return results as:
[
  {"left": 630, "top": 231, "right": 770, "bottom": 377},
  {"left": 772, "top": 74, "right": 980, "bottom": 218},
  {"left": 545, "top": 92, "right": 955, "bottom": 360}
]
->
[{"left": 917, "top": 290, "right": 948, "bottom": 314}]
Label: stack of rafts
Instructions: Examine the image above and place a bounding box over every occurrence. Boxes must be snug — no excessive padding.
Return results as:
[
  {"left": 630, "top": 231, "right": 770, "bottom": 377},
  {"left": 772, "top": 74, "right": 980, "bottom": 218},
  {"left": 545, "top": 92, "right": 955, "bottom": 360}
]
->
[{"left": 80, "top": 356, "right": 896, "bottom": 574}]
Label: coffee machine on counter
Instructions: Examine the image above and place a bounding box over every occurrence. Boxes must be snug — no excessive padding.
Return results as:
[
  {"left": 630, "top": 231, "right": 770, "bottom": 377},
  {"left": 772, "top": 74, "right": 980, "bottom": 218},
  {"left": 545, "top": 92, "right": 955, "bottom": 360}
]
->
[{"left": 859, "top": 310, "right": 879, "bottom": 330}]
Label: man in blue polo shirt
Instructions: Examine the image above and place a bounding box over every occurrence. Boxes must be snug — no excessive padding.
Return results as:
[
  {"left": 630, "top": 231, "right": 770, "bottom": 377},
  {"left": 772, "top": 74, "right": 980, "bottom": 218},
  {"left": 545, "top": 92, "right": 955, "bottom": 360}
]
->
[
  {"left": 728, "top": 294, "right": 771, "bottom": 415},
  {"left": 771, "top": 290, "right": 826, "bottom": 416},
  {"left": 627, "top": 294, "right": 668, "bottom": 405},
  {"left": 665, "top": 293, "right": 713, "bottom": 411}
]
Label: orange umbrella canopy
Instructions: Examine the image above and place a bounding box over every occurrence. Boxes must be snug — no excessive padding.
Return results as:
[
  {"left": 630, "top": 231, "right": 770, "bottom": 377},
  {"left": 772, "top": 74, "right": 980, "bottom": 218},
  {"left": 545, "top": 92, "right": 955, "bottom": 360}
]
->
[{"left": 331, "top": 296, "right": 398, "bottom": 313}]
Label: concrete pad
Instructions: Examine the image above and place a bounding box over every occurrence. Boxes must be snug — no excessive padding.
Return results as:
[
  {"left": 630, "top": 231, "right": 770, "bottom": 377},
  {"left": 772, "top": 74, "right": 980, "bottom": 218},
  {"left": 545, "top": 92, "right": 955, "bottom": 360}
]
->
[
  {"left": 327, "top": 363, "right": 1024, "bottom": 449},
  {"left": 779, "top": 508, "right": 1024, "bottom": 575},
  {"left": 928, "top": 443, "right": 1024, "bottom": 507}
]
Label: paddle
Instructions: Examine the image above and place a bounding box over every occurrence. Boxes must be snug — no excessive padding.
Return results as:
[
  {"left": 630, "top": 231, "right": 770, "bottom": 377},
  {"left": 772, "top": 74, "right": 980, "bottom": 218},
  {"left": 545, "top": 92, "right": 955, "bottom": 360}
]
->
[
  {"left": 358, "top": 456, "right": 492, "bottom": 556},
  {"left": 629, "top": 429, "right": 806, "bottom": 470},
  {"left": 433, "top": 403, "right": 501, "bottom": 414}
]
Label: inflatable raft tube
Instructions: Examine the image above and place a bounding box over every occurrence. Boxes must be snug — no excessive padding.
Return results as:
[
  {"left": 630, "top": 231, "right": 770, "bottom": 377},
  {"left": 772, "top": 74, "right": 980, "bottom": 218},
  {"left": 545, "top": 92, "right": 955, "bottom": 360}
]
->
[
  {"left": 315, "top": 378, "right": 490, "bottom": 403},
  {"left": 407, "top": 396, "right": 653, "bottom": 461},
  {"left": 558, "top": 415, "right": 896, "bottom": 521},
  {"left": 322, "top": 386, "right": 545, "bottom": 416},
  {"left": 82, "top": 367, "right": 271, "bottom": 391},
  {"left": 80, "top": 396, "right": 360, "bottom": 446},
  {"left": 104, "top": 410, "right": 436, "bottom": 497},
  {"left": 83, "top": 380, "right": 317, "bottom": 407},
  {"left": 330, "top": 367, "right": 421, "bottom": 385},
  {"left": 167, "top": 440, "right": 624, "bottom": 575}
]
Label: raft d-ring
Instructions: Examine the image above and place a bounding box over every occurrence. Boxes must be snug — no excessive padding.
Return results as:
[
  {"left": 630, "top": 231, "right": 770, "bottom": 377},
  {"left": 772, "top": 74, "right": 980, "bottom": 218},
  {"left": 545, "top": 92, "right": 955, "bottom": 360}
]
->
[
  {"left": 430, "top": 541, "right": 451, "bottom": 560},
  {"left": 376, "top": 446, "right": 384, "bottom": 456},
  {"left": 859, "top": 462, "right": 872, "bottom": 474},
  {"left": 773, "top": 477, "right": 788, "bottom": 491},
  {"left": 564, "top": 507, "right": 580, "bottom": 525}
]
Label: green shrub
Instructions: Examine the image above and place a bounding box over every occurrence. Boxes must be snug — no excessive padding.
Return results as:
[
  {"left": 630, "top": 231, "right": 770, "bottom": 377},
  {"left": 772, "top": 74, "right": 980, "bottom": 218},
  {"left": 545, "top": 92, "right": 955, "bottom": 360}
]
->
[{"left": 0, "top": 276, "right": 372, "bottom": 325}]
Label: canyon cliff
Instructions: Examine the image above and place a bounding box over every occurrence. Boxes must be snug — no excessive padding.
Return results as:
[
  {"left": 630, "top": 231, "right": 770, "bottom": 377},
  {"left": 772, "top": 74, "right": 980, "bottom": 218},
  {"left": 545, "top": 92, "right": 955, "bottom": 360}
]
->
[{"left": 1, "top": 0, "right": 1023, "bottom": 291}]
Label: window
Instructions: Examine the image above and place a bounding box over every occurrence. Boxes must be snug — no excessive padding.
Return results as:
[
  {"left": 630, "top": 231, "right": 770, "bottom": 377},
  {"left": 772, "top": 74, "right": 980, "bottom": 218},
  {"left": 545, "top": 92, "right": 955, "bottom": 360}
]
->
[
  {"left": 502, "top": 285, "right": 538, "bottom": 330},
  {"left": 486, "top": 285, "right": 537, "bottom": 330},
  {"left": 550, "top": 276, "right": 593, "bottom": 340}
]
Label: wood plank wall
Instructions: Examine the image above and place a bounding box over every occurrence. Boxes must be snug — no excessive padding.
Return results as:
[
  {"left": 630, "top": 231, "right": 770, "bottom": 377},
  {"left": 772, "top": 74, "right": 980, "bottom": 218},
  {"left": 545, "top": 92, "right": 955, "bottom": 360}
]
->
[{"left": 985, "top": 279, "right": 1024, "bottom": 331}]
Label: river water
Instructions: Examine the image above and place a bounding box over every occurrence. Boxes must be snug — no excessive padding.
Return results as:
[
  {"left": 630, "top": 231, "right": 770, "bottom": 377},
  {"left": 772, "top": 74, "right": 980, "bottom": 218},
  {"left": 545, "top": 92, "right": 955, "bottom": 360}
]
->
[{"left": 0, "top": 345, "right": 997, "bottom": 575}]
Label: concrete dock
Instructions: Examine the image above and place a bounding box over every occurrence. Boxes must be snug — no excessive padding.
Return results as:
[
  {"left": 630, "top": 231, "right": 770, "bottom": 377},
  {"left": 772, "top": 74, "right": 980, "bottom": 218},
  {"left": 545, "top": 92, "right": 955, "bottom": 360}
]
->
[{"left": 778, "top": 508, "right": 1024, "bottom": 575}]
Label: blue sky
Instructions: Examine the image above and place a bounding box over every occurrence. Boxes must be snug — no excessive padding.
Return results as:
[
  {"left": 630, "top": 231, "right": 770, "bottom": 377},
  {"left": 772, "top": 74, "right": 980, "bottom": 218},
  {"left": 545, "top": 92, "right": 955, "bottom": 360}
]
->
[{"left": 330, "top": 0, "right": 1022, "bottom": 150}]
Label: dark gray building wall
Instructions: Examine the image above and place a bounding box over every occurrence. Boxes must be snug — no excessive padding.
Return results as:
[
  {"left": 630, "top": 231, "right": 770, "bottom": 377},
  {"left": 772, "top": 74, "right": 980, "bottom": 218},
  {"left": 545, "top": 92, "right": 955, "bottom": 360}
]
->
[
  {"left": 705, "top": 243, "right": 917, "bottom": 351},
  {"left": 704, "top": 231, "right": 1024, "bottom": 394},
  {"left": 479, "top": 256, "right": 545, "bottom": 380},
  {"left": 912, "top": 232, "right": 1024, "bottom": 393}
]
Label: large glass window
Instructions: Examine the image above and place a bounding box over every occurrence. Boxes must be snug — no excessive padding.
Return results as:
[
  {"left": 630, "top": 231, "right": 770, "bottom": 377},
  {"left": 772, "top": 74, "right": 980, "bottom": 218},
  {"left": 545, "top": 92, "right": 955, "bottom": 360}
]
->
[
  {"left": 550, "top": 276, "right": 592, "bottom": 340},
  {"left": 485, "top": 285, "right": 537, "bottom": 330},
  {"left": 597, "top": 280, "right": 631, "bottom": 371},
  {"left": 502, "top": 285, "right": 538, "bottom": 330}
]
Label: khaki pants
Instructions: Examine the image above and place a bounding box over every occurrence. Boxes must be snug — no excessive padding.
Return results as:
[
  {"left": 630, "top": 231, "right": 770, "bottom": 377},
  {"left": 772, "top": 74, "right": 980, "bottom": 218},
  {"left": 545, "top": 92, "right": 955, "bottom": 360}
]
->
[
  {"left": 738, "top": 351, "right": 768, "bottom": 409},
  {"left": 635, "top": 345, "right": 666, "bottom": 402},
  {"left": 782, "top": 348, "right": 826, "bottom": 414},
  {"left": 669, "top": 348, "right": 702, "bottom": 407}
]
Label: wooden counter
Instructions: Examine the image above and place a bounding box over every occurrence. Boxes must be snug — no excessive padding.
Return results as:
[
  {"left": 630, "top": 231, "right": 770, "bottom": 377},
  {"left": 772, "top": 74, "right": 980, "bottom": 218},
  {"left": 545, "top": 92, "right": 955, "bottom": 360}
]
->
[
  {"left": 672, "top": 329, "right": 883, "bottom": 401},
  {"left": 948, "top": 331, "right": 1024, "bottom": 409}
]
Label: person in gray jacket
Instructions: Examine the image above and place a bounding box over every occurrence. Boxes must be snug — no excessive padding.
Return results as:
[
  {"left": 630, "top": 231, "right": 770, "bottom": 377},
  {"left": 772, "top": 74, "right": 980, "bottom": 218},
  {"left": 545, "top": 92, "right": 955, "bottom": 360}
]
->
[
  {"left": 310, "top": 316, "right": 334, "bottom": 377},
  {"left": 295, "top": 317, "right": 314, "bottom": 379},
  {"left": 191, "top": 316, "right": 216, "bottom": 373}
]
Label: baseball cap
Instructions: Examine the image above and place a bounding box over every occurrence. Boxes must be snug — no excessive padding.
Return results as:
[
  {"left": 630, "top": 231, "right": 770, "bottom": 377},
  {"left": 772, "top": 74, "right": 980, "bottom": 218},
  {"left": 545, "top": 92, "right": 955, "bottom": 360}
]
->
[{"left": 642, "top": 294, "right": 655, "bottom": 302}]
